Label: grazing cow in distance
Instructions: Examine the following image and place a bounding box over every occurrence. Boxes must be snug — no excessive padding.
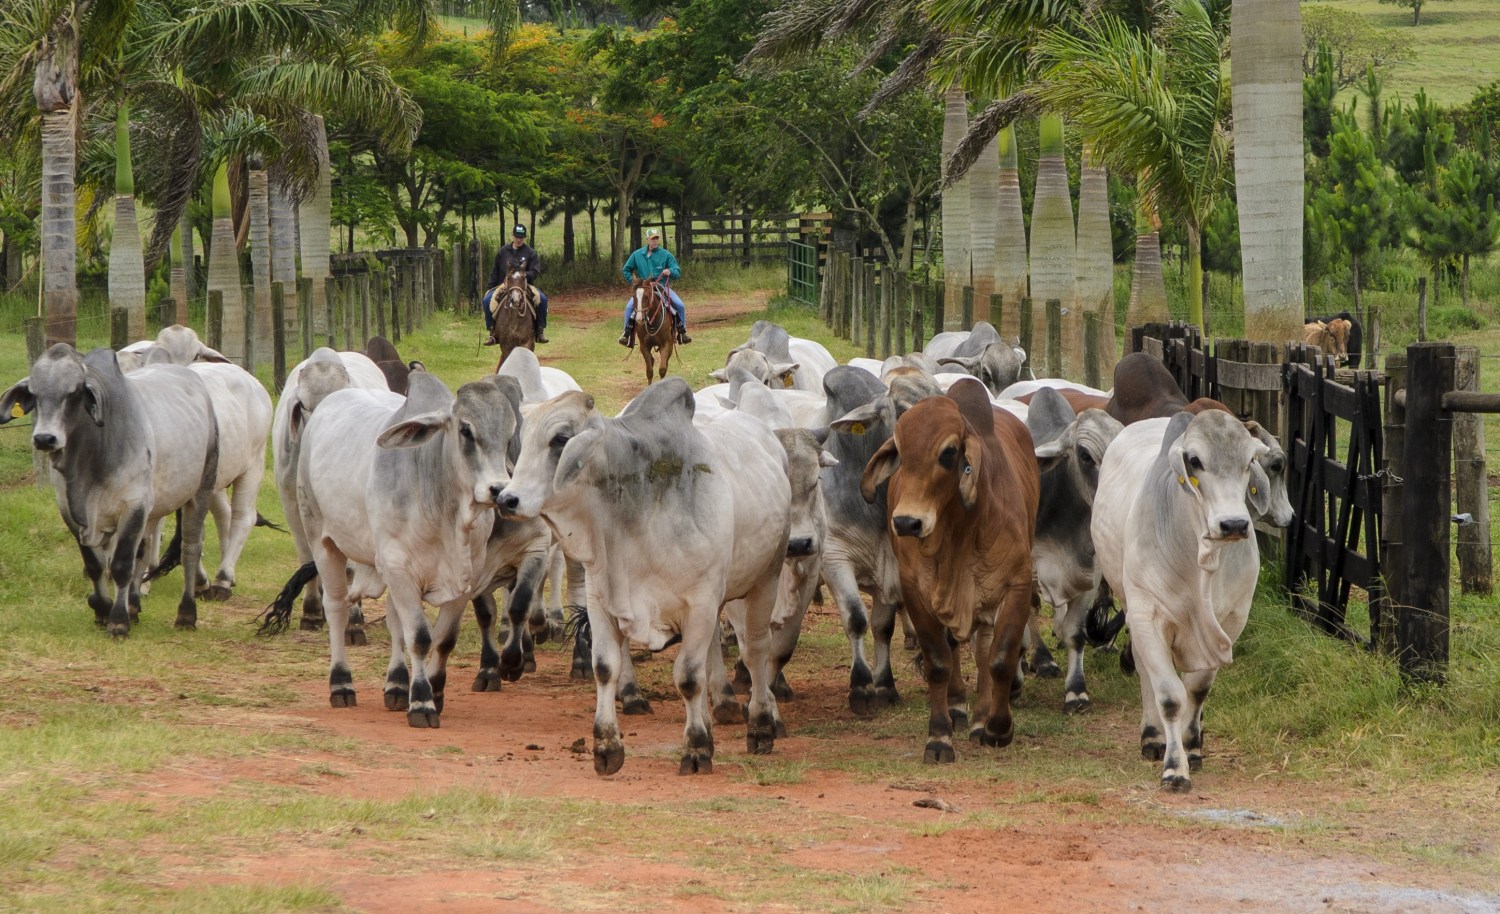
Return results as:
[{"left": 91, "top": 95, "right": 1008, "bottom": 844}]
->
[
  {"left": 3, "top": 346, "right": 219, "bottom": 637},
  {"left": 498, "top": 380, "right": 791, "bottom": 775},
  {"left": 1026, "top": 387, "right": 1124, "bottom": 711},
  {"left": 271, "top": 348, "right": 390, "bottom": 636},
  {"left": 365, "top": 335, "right": 425, "bottom": 396},
  {"left": 1303, "top": 318, "right": 1351, "bottom": 366},
  {"left": 1091, "top": 411, "right": 1270, "bottom": 790},
  {"left": 862, "top": 378, "right": 1040, "bottom": 763},
  {"left": 1309, "top": 311, "right": 1363, "bottom": 369}
]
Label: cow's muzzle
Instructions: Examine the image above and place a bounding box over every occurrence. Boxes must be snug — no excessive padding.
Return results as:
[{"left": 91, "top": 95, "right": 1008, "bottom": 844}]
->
[
  {"left": 32, "top": 432, "right": 60, "bottom": 451},
  {"left": 1216, "top": 518, "right": 1250, "bottom": 540},
  {"left": 786, "top": 536, "right": 815, "bottom": 557},
  {"left": 892, "top": 515, "right": 924, "bottom": 538}
]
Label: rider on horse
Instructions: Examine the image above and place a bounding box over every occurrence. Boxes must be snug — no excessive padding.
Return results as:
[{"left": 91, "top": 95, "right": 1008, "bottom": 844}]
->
[
  {"left": 483, "top": 225, "right": 549, "bottom": 344},
  {"left": 619, "top": 228, "right": 690, "bottom": 346}
]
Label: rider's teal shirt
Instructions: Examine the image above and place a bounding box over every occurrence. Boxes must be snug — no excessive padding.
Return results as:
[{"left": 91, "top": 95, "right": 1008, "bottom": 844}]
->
[{"left": 622, "top": 246, "right": 681, "bottom": 283}]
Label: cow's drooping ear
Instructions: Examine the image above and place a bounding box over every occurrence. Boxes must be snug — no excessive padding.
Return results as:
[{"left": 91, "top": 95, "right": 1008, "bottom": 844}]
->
[
  {"left": 1246, "top": 460, "right": 1271, "bottom": 517},
  {"left": 1, "top": 379, "right": 34, "bottom": 423},
  {"left": 376, "top": 411, "right": 448, "bottom": 449},
  {"left": 195, "top": 346, "right": 232, "bottom": 364},
  {"left": 709, "top": 367, "right": 729, "bottom": 383},
  {"left": 959, "top": 431, "right": 984, "bottom": 511},
  {"left": 772, "top": 362, "right": 799, "bottom": 388},
  {"left": 1170, "top": 444, "right": 1203, "bottom": 500},
  {"left": 860, "top": 437, "right": 900, "bottom": 504},
  {"left": 81, "top": 378, "right": 106, "bottom": 426},
  {"left": 1033, "top": 438, "right": 1068, "bottom": 475},
  {"left": 553, "top": 427, "right": 601, "bottom": 491},
  {"left": 831, "top": 402, "right": 880, "bottom": 437},
  {"left": 818, "top": 449, "right": 840, "bottom": 469},
  {"left": 715, "top": 395, "right": 737, "bottom": 411}
]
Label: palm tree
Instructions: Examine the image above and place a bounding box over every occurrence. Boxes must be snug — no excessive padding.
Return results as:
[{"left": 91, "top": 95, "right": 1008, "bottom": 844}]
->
[
  {"left": 1233, "top": 0, "right": 1304, "bottom": 344},
  {"left": 1030, "top": 0, "right": 1231, "bottom": 331},
  {"left": 1126, "top": 197, "right": 1169, "bottom": 327},
  {"left": 269, "top": 167, "right": 299, "bottom": 338},
  {"left": 299, "top": 116, "right": 333, "bottom": 337},
  {"left": 940, "top": 88, "right": 971, "bottom": 330},
  {"left": 968, "top": 104, "right": 998, "bottom": 320},
  {"left": 1075, "top": 142, "right": 1116, "bottom": 374},
  {"left": 993, "top": 124, "right": 1027, "bottom": 341},
  {"left": 108, "top": 101, "right": 148, "bottom": 339},
  {"left": 1028, "top": 113, "right": 1075, "bottom": 377},
  {"left": 206, "top": 160, "right": 246, "bottom": 360}
]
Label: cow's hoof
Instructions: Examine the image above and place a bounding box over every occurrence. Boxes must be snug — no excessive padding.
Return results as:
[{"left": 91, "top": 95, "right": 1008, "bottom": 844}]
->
[
  {"left": 523, "top": 656, "right": 537, "bottom": 674},
  {"left": 848, "top": 688, "right": 877, "bottom": 718},
  {"left": 1188, "top": 752, "right": 1203, "bottom": 772},
  {"left": 383, "top": 689, "right": 408, "bottom": 711},
  {"left": 903, "top": 634, "right": 919, "bottom": 651},
  {"left": 1033, "top": 659, "right": 1061, "bottom": 679},
  {"left": 570, "top": 659, "right": 591, "bottom": 681},
  {"left": 203, "top": 584, "right": 232, "bottom": 602},
  {"left": 1161, "top": 772, "right": 1191, "bottom": 792},
  {"left": 621, "top": 697, "right": 654, "bottom": 716},
  {"left": 771, "top": 675, "right": 795, "bottom": 702},
  {"left": 407, "top": 707, "right": 440, "bottom": 728},
  {"left": 594, "top": 743, "right": 625, "bottom": 776},
  {"left": 948, "top": 708, "right": 969, "bottom": 732},
  {"left": 173, "top": 616, "right": 196, "bottom": 631},
  {"left": 679, "top": 750, "right": 714, "bottom": 775},
  {"left": 1141, "top": 742, "right": 1165, "bottom": 762},
  {"left": 108, "top": 622, "right": 131, "bottom": 639},
  {"left": 471, "top": 669, "right": 502, "bottom": 692},
  {"left": 713, "top": 701, "right": 744, "bottom": 725},
  {"left": 874, "top": 685, "right": 900, "bottom": 708},
  {"left": 299, "top": 616, "right": 325, "bottom": 632},
  {"left": 971, "top": 721, "right": 1014, "bottom": 748},
  {"left": 746, "top": 728, "right": 775, "bottom": 756},
  {"left": 923, "top": 741, "right": 955, "bottom": 764},
  {"left": 331, "top": 688, "right": 357, "bottom": 708},
  {"left": 1064, "top": 694, "right": 1091, "bottom": 714},
  {"left": 345, "top": 628, "right": 367, "bottom": 647},
  {"left": 432, "top": 693, "right": 445, "bottom": 714}
]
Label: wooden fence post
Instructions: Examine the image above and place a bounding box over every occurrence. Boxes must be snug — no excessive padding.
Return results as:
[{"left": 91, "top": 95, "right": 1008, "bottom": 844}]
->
[
  {"left": 298, "top": 280, "right": 312, "bottom": 359},
  {"left": 375, "top": 268, "right": 387, "bottom": 340},
  {"left": 989, "top": 293, "right": 1003, "bottom": 338},
  {"left": 434, "top": 248, "right": 446, "bottom": 310},
  {"left": 912, "top": 279, "right": 925, "bottom": 352},
  {"left": 1046, "top": 299, "right": 1062, "bottom": 379},
  {"left": 389, "top": 266, "right": 401, "bottom": 344},
  {"left": 359, "top": 273, "right": 371, "bottom": 347},
  {"left": 341, "top": 276, "right": 355, "bottom": 351},
  {"left": 25, "top": 317, "right": 49, "bottom": 486},
  {"left": 894, "top": 273, "right": 908, "bottom": 356},
  {"left": 271, "top": 281, "right": 286, "bottom": 391},
  {"left": 404, "top": 264, "right": 416, "bottom": 337},
  {"left": 241, "top": 285, "right": 256, "bottom": 371},
  {"left": 1453, "top": 347, "right": 1491, "bottom": 594},
  {"left": 933, "top": 281, "right": 946, "bottom": 334},
  {"left": 110, "top": 307, "right": 130, "bottom": 349},
  {"left": 961, "top": 285, "right": 974, "bottom": 330},
  {"left": 1083, "top": 313, "right": 1100, "bottom": 389},
  {"left": 1398, "top": 341, "right": 1453, "bottom": 685},
  {"left": 159, "top": 298, "right": 177, "bottom": 330},
  {"left": 1375, "top": 350, "right": 1406, "bottom": 656},
  {"left": 206, "top": 290, "right": 223, "bottom": 352},
  {"left": 879, "top": 265, "right": 892, "bottom": 358},
  {"left": 1416, "top": 277, "right": 1428, "bottom": 342},
  {"left": 850, "top": 257, "right": 862, "bottom": 343},
  {"left": 324, "top": 277, "right": 338, "bottom": 349},
  {"left": 1017, "top": 297, "right": 1033, "bottom": 377},
  {"left": 864, "top": 260, "right": 877, "bottom": 359}
]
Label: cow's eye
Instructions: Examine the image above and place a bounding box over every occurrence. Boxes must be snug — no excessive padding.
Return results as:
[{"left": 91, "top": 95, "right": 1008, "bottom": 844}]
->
[
  {"left": 460, "top": 424, "right": 475, "bottom": 441},
  {"left": 938, "top": 445, "right": 958, "bottom": 469},
  {"left": 1268, "top": 457, "right": 1284, "bottom": 473},
  {"left": 1188, "top": 454, "right": 1203, "bottom": 471},
  {"left": 549, "top": 433, "right": 570, "bottom": 449},
  {"left": 1078, "top": 446, "right": 1093, "bottom": 465}
]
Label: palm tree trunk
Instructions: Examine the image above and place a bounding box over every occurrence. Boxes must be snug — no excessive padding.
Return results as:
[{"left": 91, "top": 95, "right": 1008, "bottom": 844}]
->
[
  {"left": 1127, "top": 192, "right": 1170, "bottom": 327},
  {"left": 1186, "top": 221, "right": 1204, "bottom": 329},
  {"left": 900, "top": 193, "right": 918, "bottom": 272},
  {"left": 299, "top": 115, "right": 333, "bottom": 336},
  {"left": 994, "top": 125, "right": 1028, "bottom": 342},
  {"left": 969, "top": 116, "right": 999, "bottom": 318},
  {"left": 1075, "top": 143, "right": 1116, "bottom": 375},
  {"left": 38, "top": 111, "right": 77, "bottom": 347},
  {"left": 1233, "top": 0, "right": 1305, "bottom": 344},
  {"left": 208, "top": 162, "right": 246, "bottom": 361},
  {"left": 169, "top": 223, "right": 188, "bottom": 325},
  {"left": 109, "top": 103, "right": 147, "bottom": 341},
  {"left": 1030, "top": 114, "right": 1077, "bottom": 377},
  {"left": 179, "top": 205, "right": 196, "bottom": 307},
  {"left": 269, "top": 175, "right": 299, "bottom": 338},
  {"left": 940, "top": 88, "right": 972, "bottom": 331},
  {"left": 248, "top": 162, "right": 272, "bottom": 361}
]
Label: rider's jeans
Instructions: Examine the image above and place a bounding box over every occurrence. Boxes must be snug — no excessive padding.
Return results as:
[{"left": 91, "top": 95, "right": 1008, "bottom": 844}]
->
[{"left": 623, "top": 290, "right": 685, "bottom": 327}]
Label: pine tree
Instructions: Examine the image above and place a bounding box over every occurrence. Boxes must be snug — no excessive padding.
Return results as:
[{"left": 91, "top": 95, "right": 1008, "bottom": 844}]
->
[{"left": 1312, "top": 112, "right": 1397, "bottom": 335}]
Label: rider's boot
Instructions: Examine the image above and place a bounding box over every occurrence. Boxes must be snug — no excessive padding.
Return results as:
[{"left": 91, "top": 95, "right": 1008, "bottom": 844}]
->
[
  {"left": 618, "top": 320, "right": 635, "bottom": 346},
  {"left": 534, "top": 320, "right": 549, "bottom": 344},
  {"left": 676, "top": 322, "right": 692, "bottom": 345}
]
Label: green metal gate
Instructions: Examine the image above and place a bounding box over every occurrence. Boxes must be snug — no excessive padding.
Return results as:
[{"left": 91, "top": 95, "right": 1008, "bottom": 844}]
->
[{"left": 787, "top": 240, "right": 819, "bottom": 306}]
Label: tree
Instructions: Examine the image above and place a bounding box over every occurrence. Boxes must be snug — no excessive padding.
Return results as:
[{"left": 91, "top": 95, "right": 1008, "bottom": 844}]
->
[
  {"left": 1301, "top": 5, "right": 1413, "bottom": 89},
  {"left": 1379, "top": 0, "right": 1449, "bottom": 27},
  {"left": 1406, "top": 145, "right": 1499, "bottom": 309},
  {"left": 1233, "top": 0, "right": 1304, "bottom": 345},
  {"left": 940, "top": 88, "right": 972, "bottom": 326},
  {"left": 1312, "top": 112, "right": 1397, "bottom": 346},
  {"left": 1382, "top": 89, "right": 1454, "bottom": 184},
  {"left": 1028, "top": 113, "right": 1074, "bottom": 374},
  {"left": 1304, "top": 42, "right": 1337, "bottom": 159},
  {"left": 993, "top": 124, "right": 1027, "bottom": 339},
  {"left": 108, "top": 101, "right": 148, "bottom": 339}
]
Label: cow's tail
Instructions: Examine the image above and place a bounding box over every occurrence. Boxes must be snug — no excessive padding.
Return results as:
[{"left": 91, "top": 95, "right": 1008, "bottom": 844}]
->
[
  {"left": 562, "top": 604, "right": 591, "bottom": 643},
  {"left": 254, "top": 512, "right": 287, "bottom": 533},
  {"left": 144, "top": 510, "right": 184, "bottom": 583},
  {"left": 257, "top": 561, "right": 319, "bottom": 636},
  {"left": 1084, "top": 592, "right": 1126, "bottom": 649}
]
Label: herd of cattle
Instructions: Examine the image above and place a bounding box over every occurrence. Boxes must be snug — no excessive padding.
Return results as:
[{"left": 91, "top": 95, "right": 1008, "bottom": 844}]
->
[{"left": 1, "top": 317, "right": 1297, "bottom": 791}]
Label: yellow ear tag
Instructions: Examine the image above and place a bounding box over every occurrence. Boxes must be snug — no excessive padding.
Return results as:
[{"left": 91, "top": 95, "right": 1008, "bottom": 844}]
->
[
  {"left": 1189, "top": 476, "right": 1199, "bottom": 487},
  {"left": 1250, "top": 486, "right": 1258, "bottom": 495},
  {"left": 9, "top": 402, "right": 23, "bottom": 419},
  {"left": 1177, "top": 475, "right": 1186, "bottom": 485},
  {"left": 850, "top": 422, "right": 866, "bottom": 436},
  {"left": 782, "top": 374, "right": 795, "bottom": 388}
]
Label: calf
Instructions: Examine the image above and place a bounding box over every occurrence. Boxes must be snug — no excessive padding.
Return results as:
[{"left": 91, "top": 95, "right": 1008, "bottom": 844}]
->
[
  {"left": 498, "top": 380, "right": 791, "bottom": 775},
  {"left": 1303, "top": 318, "right": 1351, "bottom": 366},
  {"left": 365, "top": 335, "right": 425, "bottom": 395},
  {"left": 862, "top": 378, "right": 1040, "bottom": 762},
  {"left": 3, "top": 346, "right": 218, "bottom": 637},
  {"left": 1091, "top": 411, "right": 1269, "bottom": 789}
]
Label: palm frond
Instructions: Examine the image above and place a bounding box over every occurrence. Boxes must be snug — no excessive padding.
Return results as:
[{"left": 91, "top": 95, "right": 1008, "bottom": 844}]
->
[
  {"left": 942, "top": 91, "right": 1037, "bottom": 187},
  {"left": 234, "top": 53, "right": 422, "bottom": 155},
  {"left": 144, "top": 0, "right": 342, "bottom": 65},
  {"left": 744, "top": 0, "right": 845, "bottom": 65},
  {"left": 858, "top": 30, "right": 945, "bottom": 117}
]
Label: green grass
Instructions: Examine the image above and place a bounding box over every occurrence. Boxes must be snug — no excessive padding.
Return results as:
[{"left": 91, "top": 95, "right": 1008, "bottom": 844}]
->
[{"left": 1316, "top": 0, "right": 1500, "bottom": 108}]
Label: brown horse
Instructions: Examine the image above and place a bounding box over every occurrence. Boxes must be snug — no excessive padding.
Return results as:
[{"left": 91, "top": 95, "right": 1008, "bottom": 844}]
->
[
  {"left": 631, "top": 278, "right": 676, "bottom": 384},
  {"left": 486, "top": 263, "right": 536, "bottom": 366}
]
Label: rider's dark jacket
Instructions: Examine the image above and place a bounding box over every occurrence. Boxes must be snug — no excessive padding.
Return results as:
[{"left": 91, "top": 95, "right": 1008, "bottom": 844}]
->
[{"left": 488, "top": 242, "right": 541, "bottom": 288}]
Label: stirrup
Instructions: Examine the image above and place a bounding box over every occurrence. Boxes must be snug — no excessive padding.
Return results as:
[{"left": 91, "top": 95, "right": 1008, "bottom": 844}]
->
[
  {"left": 677, "top": 327, "right": 692, "bottom": 344},
  {"left": 618, "top": 327, "right": 633, "bottom": 346}
]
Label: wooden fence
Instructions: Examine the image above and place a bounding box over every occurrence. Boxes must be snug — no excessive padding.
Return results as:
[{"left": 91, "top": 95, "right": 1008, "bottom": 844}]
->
[{"left": 1128, "top": 324, "right": 1497, "bottom": 686}]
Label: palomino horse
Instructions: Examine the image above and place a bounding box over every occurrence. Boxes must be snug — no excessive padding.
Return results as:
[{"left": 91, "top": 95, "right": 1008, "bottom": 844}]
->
[
  {"left": 631, "top": 278, "right": 676, "bottom": 383},
  {"left": 487, "top": 263, "right": 536, "bottom": 366}
]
